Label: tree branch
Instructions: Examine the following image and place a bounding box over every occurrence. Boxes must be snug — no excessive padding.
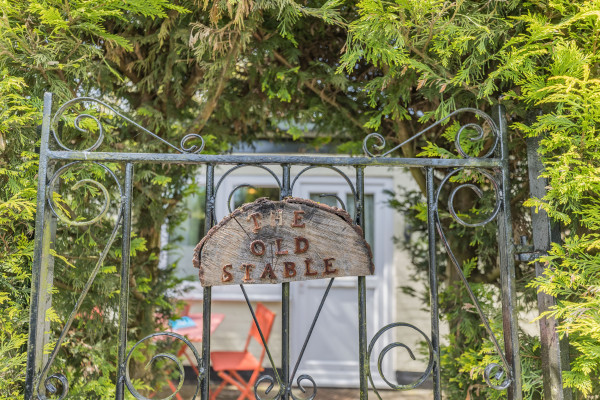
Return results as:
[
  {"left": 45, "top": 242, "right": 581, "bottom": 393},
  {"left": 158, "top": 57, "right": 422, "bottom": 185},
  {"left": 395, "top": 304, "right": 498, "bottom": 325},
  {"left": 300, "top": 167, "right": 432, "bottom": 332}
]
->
[
  {"left": 188, "top": 38, "right": 240, "bottom": 133},
  {"left": 176, "top": 64, "right": 205, "bottom": 109},
  {"left": 254, "top": 32, "right": 368, "bottom": 134}
]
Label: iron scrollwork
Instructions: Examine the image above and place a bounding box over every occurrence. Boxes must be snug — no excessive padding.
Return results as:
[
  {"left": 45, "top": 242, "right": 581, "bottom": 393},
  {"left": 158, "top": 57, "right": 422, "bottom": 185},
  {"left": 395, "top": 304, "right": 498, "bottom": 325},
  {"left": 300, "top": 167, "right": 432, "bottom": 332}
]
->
[
  {"left": 290, "top": 166, "right": 358, "bottom": 214},
  {"left": 38, "top": 374, "right": 69, "bottom": 400},
  {"left": 28, "top": 93, "right": 521, "bottom": 400},
  {"left": 123, "top": 332, "right": 203, "bottom": 400},
  {"left": 253, "top": 374, "right": 318, "bottom": 400},
  {"left": 214, "top": 164, "right": 283, "bottom": 218},
  {"left": 367, "top": 323, "right": 435, "bottom": 397},
  {"left": 363, "top": 108, "right": 499, "bottom": 159},
  {"left": 435, "top": 168, "right": 512, "bottom": 390},
  {"left": 36, "top": 162, "right": 124, "bottom": 399},
  {"left": 363, "top": 106, "right": 512, "bottom": 391},
  {"left": 51, "top": 97, "right": 205, "bottom": 154}
]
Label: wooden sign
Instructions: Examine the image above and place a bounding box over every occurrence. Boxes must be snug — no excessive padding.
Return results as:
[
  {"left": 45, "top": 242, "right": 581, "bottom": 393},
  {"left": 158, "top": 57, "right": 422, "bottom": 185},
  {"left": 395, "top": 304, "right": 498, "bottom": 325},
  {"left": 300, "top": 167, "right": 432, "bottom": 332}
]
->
[{"left": 193, "top": 198, "right": 374, "bottom": 287}]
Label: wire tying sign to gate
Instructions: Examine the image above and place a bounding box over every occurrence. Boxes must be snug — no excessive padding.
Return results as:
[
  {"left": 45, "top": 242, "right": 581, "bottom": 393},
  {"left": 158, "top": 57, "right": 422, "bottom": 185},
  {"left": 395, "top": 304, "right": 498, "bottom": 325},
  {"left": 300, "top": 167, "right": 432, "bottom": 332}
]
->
[{"left": 193, "top": 197, "right": 374, "bottom": 286}]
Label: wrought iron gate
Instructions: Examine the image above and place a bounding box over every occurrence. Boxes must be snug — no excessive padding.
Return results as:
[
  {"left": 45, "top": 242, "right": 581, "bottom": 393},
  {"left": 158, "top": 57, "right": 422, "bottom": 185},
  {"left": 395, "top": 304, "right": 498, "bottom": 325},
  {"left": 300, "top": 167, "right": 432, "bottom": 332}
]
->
[{"left": 25, "top": 92, "right": 523, "bottom": 399}]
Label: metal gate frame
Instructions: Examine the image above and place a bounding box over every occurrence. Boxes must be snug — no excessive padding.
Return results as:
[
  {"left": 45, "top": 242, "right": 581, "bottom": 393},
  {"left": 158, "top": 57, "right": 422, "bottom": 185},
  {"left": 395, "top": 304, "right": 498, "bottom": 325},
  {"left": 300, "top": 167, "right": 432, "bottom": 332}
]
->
[{"left": 24, "top": 92, "right": 524, "bottom": 399}]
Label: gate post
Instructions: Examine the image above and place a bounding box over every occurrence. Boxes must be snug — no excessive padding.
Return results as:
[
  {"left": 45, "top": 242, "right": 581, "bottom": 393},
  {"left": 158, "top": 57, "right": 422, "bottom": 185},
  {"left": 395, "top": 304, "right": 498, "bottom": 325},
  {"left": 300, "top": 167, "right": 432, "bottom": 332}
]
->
[
  {"left": 494, "top": 104, "right": 522, "bottom": 400},
  {"left": 25, "top": 92, "right": 57, "bottom": 399},
  {"left": 356, "top": 166, "right": 368, "bottom": 400},
  {"left": 526, "top": 135, "right": 572, "bottom": 400}
]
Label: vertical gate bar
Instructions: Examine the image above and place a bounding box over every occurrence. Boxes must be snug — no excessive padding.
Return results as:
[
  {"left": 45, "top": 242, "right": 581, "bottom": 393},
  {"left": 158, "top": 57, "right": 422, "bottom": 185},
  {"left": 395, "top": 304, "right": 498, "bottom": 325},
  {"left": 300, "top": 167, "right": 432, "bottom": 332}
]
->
[
  {"left": 526, "top": 135, "right": 572, "bottom": 400},
  {"left": 494, "top": 104, "right": 522, "bottom": 400},
  {"left": 25, "top": 92, "right": 55, "bottom": 400},
  {"left": 116, "top": 163, "right": 134, "bottom": 400},
  {"left": 201, "top": 164, "right": 215, "bottom": 400},
  {"left": 426, "top": 167, "right": 441, "bottom": 399},
  {"left": 356, "top": 166, "right": 368, "bottom": 400},
  {"left": 281, "top": 164, "right": 291, "bottom": 399}
]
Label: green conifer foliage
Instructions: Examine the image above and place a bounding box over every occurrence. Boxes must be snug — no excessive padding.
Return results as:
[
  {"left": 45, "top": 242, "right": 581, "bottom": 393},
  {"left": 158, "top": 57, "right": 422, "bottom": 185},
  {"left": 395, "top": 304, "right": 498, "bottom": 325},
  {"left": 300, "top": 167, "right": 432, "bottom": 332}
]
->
[
  {"left": 0, "top": 74, "right": 38, "bottom": 398},
  {"left": 0, "top": 0, "right": 363, "bottom": 397},
  {"left": 3, "top": 0, "right": 600, "bottom": 397},
  {"left": 341, "top": 0, "right": 600, "bottom": 397},
  {"left": 496, "top": 2, "right": 600, "bottom": 395}
]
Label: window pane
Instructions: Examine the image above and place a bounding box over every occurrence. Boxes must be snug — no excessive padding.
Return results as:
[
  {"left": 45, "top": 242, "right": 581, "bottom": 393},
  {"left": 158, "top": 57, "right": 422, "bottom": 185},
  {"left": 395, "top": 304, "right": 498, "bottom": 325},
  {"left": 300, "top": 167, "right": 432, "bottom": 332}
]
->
[
  {"left": 233, "top": 187, "right": 280, "bottom": 209},
  {"left": 309, "top": 193, "right": 339, "bottom": 208},
  {"left": 180, "top": 188, "right": 206, "bottom": 246}
]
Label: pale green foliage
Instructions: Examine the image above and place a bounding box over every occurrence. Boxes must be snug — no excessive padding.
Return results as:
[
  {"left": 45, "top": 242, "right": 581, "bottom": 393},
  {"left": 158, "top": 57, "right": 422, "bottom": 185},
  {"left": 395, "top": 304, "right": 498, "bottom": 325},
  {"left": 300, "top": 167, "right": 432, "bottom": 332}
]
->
[
  {"left": 342, "top": 0, "right": 600, "bottom": 397},
  {"left": 2, "top": 0, "right": 599, "bottom": 398},
  {"left": 0, "top": 0, "right": 359, "bottom": 397},
  {"left": 341, "top": 2, "right": 539, "bottom": 398},
  {"left": 496, "top": 0, "right": 600, "bottom": 396},
  {"left": 0, "top": 72, "right": 39, "bottom": 398},
  {"left": 0, "top": 158, "right": 37, "bottom": 398},
  {"left": 0, "top": 0, "right": 184, "bottom": 397},
  {"left": 341, "top": 0, "right": 520, "bottom": 122}
]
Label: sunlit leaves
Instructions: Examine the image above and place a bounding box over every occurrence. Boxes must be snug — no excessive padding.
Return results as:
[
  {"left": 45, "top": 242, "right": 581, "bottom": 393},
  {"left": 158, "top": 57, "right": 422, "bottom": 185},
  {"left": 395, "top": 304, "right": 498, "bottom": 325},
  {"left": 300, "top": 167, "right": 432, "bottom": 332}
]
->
[{"left": 503, "top": 0, "right": 600, "bottom": 395}]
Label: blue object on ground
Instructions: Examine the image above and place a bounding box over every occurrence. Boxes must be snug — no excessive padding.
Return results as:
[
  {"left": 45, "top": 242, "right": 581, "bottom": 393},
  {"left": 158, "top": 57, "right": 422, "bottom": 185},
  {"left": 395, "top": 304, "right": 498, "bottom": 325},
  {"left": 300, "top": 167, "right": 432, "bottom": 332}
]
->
[{"left": 169, "top": 316, "right": 197, "bottom": 330}]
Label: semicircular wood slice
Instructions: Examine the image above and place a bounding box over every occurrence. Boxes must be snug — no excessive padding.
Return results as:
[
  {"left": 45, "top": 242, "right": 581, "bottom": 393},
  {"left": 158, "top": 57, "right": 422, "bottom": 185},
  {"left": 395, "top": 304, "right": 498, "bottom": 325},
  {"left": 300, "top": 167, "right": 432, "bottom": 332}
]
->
[{"left": 193, "top": 197, "right": 374, "bottom": 287}]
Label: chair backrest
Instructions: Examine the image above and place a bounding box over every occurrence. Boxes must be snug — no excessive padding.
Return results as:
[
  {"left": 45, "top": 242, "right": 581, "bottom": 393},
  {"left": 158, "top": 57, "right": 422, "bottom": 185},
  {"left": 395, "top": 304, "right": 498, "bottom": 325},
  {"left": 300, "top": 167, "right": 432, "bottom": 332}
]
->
[{"left": 245, "top": 303, "right": 276, "bottom": 353}]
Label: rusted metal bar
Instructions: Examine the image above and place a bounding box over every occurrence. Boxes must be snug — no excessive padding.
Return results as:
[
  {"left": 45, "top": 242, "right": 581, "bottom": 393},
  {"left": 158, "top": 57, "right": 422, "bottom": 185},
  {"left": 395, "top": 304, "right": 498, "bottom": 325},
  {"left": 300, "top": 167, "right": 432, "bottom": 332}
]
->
[
  {"left": 426, "top": 167, "right": 441, "bottom": 398},
  {"left": 46, "top": 150, "right": 502, "bottom": 168},
  {"left": 494, "top": 104, "right": 523, "bottom": 400},
  {"left": 281, "top": 164, "right": 291, "bottom": 400},
  {"left": 201, "top": 164, "right": 215, "bottom": 400},
  {"left": 116, "top": 163, "right": 134, "bottom": 399},
  {"left": 25, "top": 93, "right": 57, "bottom": 400},
  {"left": 356, "top": 167, "right": 368, "bottom": 400}
]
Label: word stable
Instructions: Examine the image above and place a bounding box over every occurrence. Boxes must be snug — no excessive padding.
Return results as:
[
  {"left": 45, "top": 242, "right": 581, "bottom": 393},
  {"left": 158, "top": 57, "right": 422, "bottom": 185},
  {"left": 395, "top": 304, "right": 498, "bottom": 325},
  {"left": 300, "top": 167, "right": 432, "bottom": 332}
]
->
[{"left": 194, "top": 197, "right": 374, "bottom": 286}]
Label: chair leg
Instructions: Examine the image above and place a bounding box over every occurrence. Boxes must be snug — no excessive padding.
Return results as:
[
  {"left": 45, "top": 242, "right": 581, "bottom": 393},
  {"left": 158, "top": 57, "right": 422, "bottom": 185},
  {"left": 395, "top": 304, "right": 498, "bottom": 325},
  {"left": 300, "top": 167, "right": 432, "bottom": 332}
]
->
[
  {"left": 210, "top": 379, "right": 227, "bottom": 400},
  {"left": 231, "top": 371, "right": 248, "bottom": 387},
  {"left": 237, "top": 369, "right": 262, "bottom": 400},
  {"left": 184, "top": 351, "right": 201, "bottom": 377},
  {"left": 220, "top": 370, "right": 247, "bottom": 392},
  {"left": 211, "top": 370, "right": 263, "bottom": 400},
  {"left": 167, "top": 378, "right": 184, "bottom": 400}
]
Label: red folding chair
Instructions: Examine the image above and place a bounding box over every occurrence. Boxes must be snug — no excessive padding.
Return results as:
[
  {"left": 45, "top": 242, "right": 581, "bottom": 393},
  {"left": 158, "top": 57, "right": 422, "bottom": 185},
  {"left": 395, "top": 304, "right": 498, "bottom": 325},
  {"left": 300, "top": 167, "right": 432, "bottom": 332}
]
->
[{"left": 210, "top": 303, "right": 276, "bottom": 400}]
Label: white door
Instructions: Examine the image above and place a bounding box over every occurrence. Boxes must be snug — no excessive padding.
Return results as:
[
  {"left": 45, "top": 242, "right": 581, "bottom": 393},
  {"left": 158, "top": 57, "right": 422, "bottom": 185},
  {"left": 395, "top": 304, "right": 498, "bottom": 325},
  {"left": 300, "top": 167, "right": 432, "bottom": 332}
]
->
[{"left": 290, "top": 176, "right": 394, "bottom": 388}]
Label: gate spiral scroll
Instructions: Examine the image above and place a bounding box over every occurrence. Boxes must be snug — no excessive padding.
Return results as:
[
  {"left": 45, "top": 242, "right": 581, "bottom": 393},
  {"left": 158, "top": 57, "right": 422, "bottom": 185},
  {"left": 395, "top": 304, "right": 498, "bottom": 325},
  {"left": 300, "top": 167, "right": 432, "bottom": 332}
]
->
[
  {"left": 254, "top": 375, "right": 317, "bottom": 400},
  {"left": 35, "top": 162, "right": 124, "bottom": 399},
  {"left": 362, "top": 106, "right": 512, "bottom": 391},
  {"left": 47, "top": 162, "right": 114, "bottom": 226},
  {"left": 51, "top": 97, "right": 206, "bottom": 154},
  {"left": 123, "top": 332, "right": 203, "bottom": 400},
  {"left": 362, "top": 108, "right": 499, "bottom": 159},
  {"left": 367, "top": 323, "right": 435, "bottom": 398},
  {"left": 435, "top": 168, "right": 512, "bottom": 390}
]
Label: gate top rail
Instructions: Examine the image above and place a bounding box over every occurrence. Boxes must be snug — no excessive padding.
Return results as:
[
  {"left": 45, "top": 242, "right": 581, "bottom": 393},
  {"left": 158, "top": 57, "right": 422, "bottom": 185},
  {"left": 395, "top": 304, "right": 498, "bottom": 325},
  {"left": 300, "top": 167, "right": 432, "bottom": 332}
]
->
[
  {"left": 44, "top": 150, "right": 503, "bottom": 168},
  {"left": 44, "top": 95, "right": 503, "bottom": 167}
]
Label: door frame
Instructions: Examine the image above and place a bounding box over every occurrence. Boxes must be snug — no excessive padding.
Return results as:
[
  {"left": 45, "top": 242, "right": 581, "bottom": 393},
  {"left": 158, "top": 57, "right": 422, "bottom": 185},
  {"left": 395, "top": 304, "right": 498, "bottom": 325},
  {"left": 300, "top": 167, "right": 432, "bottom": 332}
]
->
[{"left": 290, "top": 174, "right": 395, "bottom": 388}]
